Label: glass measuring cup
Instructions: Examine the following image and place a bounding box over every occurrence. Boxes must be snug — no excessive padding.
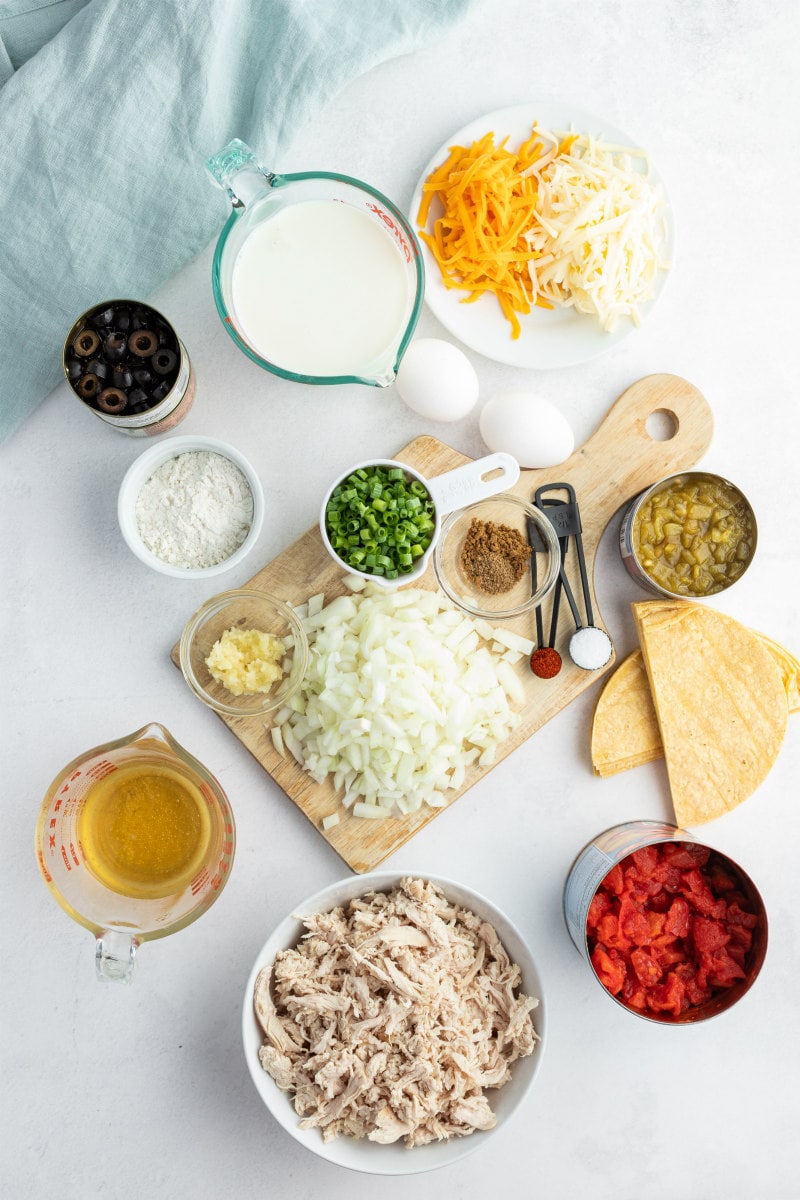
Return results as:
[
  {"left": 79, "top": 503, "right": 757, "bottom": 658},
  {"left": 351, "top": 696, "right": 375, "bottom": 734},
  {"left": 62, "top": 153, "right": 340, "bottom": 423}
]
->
[
  {"left": 319, "top": 452, "right": 522, "bottom": 587},
  {"left": 205, "top": 139, "right": 424, "bottom": 387},
  {"left": 35, "top": 722, "right": 235, "bottom": 983}
]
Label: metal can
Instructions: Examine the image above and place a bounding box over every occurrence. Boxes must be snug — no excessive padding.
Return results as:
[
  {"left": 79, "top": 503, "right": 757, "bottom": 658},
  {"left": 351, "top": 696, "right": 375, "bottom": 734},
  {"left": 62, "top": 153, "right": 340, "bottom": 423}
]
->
[
  {"left": 563, "top": 820, "right": 768, "bottom": 1024},
  {"left": 619, "top": 470, "right": 758, "bottom": 598},
  {"left": 63, "top": 299, "right": 196, "bottom": 436}
]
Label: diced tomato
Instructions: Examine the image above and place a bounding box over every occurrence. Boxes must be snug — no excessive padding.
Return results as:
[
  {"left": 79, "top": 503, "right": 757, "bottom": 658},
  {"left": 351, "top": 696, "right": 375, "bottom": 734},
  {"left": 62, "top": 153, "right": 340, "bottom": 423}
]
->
[
  {"left": 684, "top": 843, "right": 711, "bottom": 867},
  {"left": 587, "top": 891, "right": 613, "bottom": 930},
  {"left": 630, "top": 948, "right": 663, "bottom": 987},
  {"left": 727, "top": 901, "right": 759, "bottom": 930},
  {"left": 632, "top": 845, "right": 660, "bottom": 878},
  {"left": 653, "top": 861, "right": 684, "bottom": 892},
  {"left": 597, "top": 913, "right": 631, "bottom": 951},
  {"left": 661, "top": 844, "right": 698, "bottom": 869},
  {"left": 646, "top": 971, "right": 686, "bottom": 1017},
  {"left": 727, "top": 923, "right": 753, "bottom": 952},
  {"left": 647, "top": 911, "right": 666, "bottom": 939},
  {"left": 602, "top": 863, "right": 625, "bottom": 896},
  {"left": 584, "top": 842, "right": 761, "bottom": 1020},
  {"left": 704, "top": 950, "right": 746, "bottom": 988},
  {"left": 591, "top": 946, "right": 626, "bottom": 994},
  {"left": 692, "top": 917, "right": 730, "bottom": 955},
  {"left": 665, "top": 897, "right": 691, "bottom": 939},
  {"left": 707, "top": 863, "right": 737, "bottom": 893}
]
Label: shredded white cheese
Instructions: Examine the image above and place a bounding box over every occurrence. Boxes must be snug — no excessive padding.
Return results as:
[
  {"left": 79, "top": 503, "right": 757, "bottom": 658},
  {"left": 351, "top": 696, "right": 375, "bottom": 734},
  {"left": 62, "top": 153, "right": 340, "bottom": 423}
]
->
[{"left": 524, "top": 131, "right": 670, "bottom": 331}]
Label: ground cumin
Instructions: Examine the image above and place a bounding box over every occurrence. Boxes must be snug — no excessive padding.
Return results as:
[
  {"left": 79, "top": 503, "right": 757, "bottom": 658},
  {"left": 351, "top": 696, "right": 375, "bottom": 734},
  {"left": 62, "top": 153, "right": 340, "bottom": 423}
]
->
[{"left": 460, "top": 517, "right": 531, "bottom": 595}]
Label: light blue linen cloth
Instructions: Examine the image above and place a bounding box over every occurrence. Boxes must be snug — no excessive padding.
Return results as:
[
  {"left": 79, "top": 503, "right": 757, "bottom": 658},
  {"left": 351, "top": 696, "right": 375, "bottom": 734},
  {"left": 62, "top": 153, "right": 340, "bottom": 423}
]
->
[{"left": 0, "top": 0, "right": 479, "bottom": 444}]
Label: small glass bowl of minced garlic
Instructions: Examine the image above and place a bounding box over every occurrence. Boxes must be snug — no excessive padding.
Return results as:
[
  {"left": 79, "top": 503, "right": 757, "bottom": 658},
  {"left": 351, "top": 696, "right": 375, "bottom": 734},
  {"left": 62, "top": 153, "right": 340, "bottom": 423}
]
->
[{"left": 179, "top": 590, "right": 309, "bottom": 718}]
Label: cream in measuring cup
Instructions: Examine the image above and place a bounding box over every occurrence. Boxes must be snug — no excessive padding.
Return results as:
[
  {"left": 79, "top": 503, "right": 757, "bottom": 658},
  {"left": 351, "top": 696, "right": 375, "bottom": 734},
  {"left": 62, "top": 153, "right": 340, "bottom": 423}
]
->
[
  {"left": 319, "top": 453, "right": 521, "bottom": 587},
  {"left": 206, "top": 140, "right": 424, "bottom": 386}
]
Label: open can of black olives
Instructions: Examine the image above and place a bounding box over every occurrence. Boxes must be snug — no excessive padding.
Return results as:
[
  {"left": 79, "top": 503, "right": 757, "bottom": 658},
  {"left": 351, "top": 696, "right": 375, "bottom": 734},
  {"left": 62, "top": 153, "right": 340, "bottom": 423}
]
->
[
  {"left": 63, "top": 300, "right": 196, "bottom": 436},
  {"left": 619, "top": 470, "right": 758, "bottom": 599}
]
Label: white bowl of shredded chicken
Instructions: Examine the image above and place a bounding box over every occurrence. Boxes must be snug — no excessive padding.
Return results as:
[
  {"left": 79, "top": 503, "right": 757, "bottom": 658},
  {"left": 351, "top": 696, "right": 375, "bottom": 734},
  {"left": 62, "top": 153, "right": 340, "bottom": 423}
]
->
[{"left": 242, "top": 873, "right": 545, "bottom": 1175}]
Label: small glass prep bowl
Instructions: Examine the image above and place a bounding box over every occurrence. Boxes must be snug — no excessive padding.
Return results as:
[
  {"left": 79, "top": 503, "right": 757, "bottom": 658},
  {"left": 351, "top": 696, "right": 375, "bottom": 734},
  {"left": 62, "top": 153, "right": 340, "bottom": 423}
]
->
[
  {"left": 433, "top": 494, "right": 561, "bottom": 619},
  {"left": 179, "top": 589, "right": 309, "bottom": 718}
]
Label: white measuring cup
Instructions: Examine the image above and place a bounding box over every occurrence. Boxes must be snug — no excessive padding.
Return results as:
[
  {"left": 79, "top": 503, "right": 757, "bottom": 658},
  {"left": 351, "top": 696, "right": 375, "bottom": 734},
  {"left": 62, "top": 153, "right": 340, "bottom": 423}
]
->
[{"left": 319, "top": 452, "right": 520, "bottom": 587}]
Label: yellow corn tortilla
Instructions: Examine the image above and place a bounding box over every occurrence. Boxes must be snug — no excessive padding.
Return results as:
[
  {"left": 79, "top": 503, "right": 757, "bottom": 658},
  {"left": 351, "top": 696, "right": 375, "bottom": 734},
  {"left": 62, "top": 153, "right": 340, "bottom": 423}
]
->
[
  {"left": 592, "top": 631, "right": 800, "bottom": 778},
  {"left": 631, "top": 601, "right": 788, "bottom": 826},
  {"left": 591, "top": 651, "right": 663, "bottom": 777}
]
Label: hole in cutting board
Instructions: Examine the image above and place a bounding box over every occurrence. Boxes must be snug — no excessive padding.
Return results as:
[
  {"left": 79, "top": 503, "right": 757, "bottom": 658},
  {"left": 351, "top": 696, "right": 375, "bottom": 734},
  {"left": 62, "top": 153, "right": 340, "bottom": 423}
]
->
[{"left": 646, "top": 409, "right": 679, "bottom": 441}]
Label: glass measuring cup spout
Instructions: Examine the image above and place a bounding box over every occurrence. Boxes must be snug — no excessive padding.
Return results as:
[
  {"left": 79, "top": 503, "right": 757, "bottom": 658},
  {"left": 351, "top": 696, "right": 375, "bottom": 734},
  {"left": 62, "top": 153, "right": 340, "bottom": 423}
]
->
[
  {"left": 36, "top": 722, "right": 236, "bottom": 983},
  {"left": 205, "top": 139, "right": 424, "bottom": 388}
]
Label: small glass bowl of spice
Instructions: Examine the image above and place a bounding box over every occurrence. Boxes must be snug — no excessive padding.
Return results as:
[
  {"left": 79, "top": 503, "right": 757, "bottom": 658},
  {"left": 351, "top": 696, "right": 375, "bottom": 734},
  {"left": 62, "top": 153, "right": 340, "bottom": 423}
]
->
[
  {"left": 118, "top": 435, "right": 264, "bottom": 578},
  {"left": 180, "top": 589, "right": 309, "bottom": 718},
  {"left": 620, "top": 470, "right": 758, "bottom": 599},
  {"left": 434, "top": 494, "right": 561, "bottom": 619}
]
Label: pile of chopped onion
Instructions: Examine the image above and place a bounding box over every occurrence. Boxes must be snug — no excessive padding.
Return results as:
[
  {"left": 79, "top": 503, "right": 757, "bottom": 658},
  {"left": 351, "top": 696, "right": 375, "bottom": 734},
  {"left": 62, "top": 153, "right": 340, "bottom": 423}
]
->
[
  {"left": 270, "top": 581, "right": 533, "bottom": 819},
  {"left": 523, "top": 131, "right": 670, "bottom": 331}
]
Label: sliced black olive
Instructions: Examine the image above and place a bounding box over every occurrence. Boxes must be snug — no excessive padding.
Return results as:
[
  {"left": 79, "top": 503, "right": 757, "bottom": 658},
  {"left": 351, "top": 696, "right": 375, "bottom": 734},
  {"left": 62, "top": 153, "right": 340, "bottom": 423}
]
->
[
  {"left": 151, "top": 348, "right": 177, "bottom": 376},
  {"left": 72, "top": 328, "right": 101, "bottom": 358},
  {"left": 115, "top": 308, "right": 132, "bottom": 332},
  {"left": 150, "top": 380, "right": 170, "bottom": 403},
  {"left": 131, "top": 308, "right": 150, "bottom": 330},
  {"left": 104, "top": 331, "right": 128, "bottom": 361},
  {"left": 128, "top": 329, "right": 159, "bottom": 357},
  {"left": 127, "top": 387, "right": 149, "bottom": 407},
  {"left": 88, "top": 306, "right": 116, "bottom": 329},
  {"left": 112, "top": 366, "right": 134, "bottom": 389},
  {"left": 77, "top": 374, "right": 101, "bottom": 399},
  {"left": 132, "top": 366, "right": 155, "bottom": 387},
  {"left": 97, "top": 387, "right": 128, "bottom": 414},
  {"left": 66, "top": 358, "right": 83, "bottom": 381},
  {"left": 85, "top": 358, "right": 109, "bottom": 382}
]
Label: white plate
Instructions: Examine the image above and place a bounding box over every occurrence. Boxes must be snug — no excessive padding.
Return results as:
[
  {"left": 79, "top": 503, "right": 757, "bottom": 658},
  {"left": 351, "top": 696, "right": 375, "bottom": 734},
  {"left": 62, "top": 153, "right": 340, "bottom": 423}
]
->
[
  {"left": 409, "top": 101, "right": 675, "bottom": 370},
  {"left": 242, "top": 872, "right": 546, "bottom": 1176}
]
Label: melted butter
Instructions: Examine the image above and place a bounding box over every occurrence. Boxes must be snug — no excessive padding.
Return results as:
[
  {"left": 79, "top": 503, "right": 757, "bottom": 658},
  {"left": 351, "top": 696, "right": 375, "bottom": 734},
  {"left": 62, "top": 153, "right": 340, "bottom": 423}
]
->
[{"left": 78, "top": 762, "right": 212, "bottom": 899}]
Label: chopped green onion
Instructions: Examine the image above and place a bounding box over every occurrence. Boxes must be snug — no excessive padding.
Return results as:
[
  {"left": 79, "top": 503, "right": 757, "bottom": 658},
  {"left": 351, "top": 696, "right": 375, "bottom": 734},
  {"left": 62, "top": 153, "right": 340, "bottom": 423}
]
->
[{"left": 325, "top": 464, "right": 436, "bottom": 578}]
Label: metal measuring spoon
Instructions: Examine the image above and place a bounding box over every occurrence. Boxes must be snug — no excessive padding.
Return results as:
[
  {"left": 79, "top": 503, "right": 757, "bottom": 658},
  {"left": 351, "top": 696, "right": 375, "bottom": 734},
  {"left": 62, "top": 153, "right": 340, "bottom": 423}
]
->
[{"left": 534, "top": 484, "right": 614, "bottom": 672}]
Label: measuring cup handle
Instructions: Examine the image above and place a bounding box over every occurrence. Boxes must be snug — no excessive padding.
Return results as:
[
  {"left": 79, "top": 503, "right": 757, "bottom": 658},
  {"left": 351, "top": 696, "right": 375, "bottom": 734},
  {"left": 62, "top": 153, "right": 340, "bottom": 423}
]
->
[
  {"left": 95, "top": 930, "right": 139, "bottom": 983},
  {"left": 427, "top": 452, "right": 520, "bottom": 517}
]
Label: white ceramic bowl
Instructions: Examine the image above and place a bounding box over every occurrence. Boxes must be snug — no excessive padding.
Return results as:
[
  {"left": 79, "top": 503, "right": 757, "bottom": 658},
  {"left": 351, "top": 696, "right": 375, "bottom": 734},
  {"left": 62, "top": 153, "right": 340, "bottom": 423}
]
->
[
  {"left": 242, "top": 871, "right": 546, "bottom": 1175},
  {"left": 117, "top": 434, "right": 264, "bottom": 578}
]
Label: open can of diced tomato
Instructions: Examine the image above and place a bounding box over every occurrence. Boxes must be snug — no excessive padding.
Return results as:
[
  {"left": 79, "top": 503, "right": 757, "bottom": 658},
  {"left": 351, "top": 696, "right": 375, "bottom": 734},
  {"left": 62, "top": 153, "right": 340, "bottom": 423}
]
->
[{"left": 563, "top": 821, "right": 767, "bottom": 1024}]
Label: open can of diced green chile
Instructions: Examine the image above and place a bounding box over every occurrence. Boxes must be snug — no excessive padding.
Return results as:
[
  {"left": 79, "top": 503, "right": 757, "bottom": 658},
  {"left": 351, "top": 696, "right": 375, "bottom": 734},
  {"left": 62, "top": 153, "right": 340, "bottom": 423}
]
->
[
  {"left": 619, "top": 470, "right": 757, "bottom": 599},
  {"left": 563, "top": 821, "right": 768, "bottom": 1024},
  {"left": 63, "top": 300, "right": 196, "bottom": 436}
]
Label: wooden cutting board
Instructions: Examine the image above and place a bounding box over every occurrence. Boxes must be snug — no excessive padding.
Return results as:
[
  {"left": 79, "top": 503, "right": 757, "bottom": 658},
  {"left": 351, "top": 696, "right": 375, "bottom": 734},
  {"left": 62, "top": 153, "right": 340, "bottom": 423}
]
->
[{"left": 172, "top": 374, "right": 713, "bottom": 872}]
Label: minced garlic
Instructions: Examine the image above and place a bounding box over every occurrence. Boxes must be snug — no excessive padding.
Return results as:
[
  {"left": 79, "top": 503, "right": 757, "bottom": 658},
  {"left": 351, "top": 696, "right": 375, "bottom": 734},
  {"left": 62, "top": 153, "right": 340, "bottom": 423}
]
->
[{"left": 205, "top": 627, "right": 285, "bottom": 696}]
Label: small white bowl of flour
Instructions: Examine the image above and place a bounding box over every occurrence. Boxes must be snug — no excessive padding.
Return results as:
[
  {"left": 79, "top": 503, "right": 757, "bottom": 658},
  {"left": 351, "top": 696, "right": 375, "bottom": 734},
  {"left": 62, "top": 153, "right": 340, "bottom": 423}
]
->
[{"left": 118, "top": 435, "right": 264, "bottom": 577}]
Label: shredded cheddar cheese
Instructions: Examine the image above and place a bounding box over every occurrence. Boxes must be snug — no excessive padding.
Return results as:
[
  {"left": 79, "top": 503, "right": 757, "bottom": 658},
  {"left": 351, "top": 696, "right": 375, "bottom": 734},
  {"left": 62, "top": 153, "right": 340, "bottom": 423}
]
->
[
  {"left": 418, "top": 122, "right": 669, "bottom": 337},
  {"left": 417, "top": 129, "right": 559, "bottom": 338}
]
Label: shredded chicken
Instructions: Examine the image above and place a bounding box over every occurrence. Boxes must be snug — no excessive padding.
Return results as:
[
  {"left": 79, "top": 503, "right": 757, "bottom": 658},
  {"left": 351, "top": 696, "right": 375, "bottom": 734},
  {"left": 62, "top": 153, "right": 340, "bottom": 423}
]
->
[{"left": 253, "top": 878, "right": 539, "bottom": 1147}]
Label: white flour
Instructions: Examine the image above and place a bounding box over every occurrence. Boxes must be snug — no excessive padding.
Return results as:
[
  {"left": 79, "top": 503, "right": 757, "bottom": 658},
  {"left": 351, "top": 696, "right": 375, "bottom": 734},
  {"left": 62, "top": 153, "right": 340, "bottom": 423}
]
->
[{"left": 135, "top": 450, "right": 254, "bottom": 569}]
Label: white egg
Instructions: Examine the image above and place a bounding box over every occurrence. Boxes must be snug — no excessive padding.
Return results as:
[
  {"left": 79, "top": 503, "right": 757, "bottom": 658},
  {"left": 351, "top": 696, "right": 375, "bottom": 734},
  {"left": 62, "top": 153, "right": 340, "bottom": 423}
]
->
[
  {"left": 479, "top": 391, "right": 574, "bottom": 468},
  {"left": 394, "top": 338, "right": 479, "bottom": 421}
]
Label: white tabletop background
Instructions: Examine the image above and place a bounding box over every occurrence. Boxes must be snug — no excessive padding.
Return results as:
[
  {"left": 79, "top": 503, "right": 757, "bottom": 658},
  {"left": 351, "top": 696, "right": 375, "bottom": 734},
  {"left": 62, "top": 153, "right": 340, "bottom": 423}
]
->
[{"left": 3, "top": 2, "right": 799, "bottom": 1197}]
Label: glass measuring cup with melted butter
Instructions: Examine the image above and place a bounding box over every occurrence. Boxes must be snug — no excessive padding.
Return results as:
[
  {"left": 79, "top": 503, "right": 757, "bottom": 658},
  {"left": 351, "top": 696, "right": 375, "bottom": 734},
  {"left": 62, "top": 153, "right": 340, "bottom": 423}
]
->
[
  {"left": 35, "top": 722, "right": 235, "bottom": 982},
  {"left": 206, "top": 139, "right": 424, "bottom": 386}
]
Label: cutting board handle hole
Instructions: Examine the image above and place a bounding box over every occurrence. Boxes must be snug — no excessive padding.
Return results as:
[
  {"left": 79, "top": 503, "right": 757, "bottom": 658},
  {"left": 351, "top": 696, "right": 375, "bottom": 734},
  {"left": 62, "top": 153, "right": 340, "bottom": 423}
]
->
[{"left": 646, "top": 409, "right": 679, "bottom": 442}]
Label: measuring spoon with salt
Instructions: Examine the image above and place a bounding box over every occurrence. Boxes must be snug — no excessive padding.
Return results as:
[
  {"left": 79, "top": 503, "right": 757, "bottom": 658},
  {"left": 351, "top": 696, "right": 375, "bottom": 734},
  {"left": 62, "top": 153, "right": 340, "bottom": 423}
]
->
[{"left": 534, "top": 484, "right": 614, "bottom": 672}]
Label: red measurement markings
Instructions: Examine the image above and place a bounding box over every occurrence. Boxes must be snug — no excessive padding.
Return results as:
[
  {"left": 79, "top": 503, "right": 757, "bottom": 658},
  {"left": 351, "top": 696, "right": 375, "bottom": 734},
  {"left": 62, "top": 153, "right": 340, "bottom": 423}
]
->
[{"left": 366, "top": 202, "right": 413, "bottom": 262}]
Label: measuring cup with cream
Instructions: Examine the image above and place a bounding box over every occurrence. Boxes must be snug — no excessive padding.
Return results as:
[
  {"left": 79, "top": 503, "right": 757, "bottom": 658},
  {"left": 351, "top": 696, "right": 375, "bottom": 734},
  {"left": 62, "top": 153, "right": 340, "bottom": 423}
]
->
[
  {"left": 319, "top": 453, "right": 521, "bottom": 587},
  {"left": 206, "top": 139, "right": 424, "bottom": 386}
]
